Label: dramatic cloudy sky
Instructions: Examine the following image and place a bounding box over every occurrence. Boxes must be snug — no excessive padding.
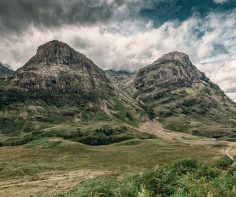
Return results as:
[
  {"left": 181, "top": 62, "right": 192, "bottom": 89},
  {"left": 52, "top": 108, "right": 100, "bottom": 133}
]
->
[{"left": 0, "top": 0, "right": 236, "bottom": 100}]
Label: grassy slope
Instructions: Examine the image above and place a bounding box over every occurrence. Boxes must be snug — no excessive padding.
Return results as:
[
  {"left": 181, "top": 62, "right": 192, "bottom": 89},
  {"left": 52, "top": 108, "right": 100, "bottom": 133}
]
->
[
  {"left": 0, "top": 79, "right": 150, "bottom": 146},
  {"left": 0, "top": 138, "right": 223, "bottom": 180},
  {"left": 136, "top": 83, "right": 236, "bottom": 138}
]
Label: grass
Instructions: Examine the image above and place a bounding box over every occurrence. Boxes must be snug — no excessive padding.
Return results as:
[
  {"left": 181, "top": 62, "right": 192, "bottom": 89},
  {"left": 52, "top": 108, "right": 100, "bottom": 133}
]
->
[
  {"left": 0, "top": 121, "right": 155, "bottom": 146},
  {"left": 0, "top": 137, "right": 222, "bottom": 180}
]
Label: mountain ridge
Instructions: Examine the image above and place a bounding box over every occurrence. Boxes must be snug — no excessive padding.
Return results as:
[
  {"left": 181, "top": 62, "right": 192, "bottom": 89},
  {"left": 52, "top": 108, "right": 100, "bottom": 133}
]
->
[{"left": 0, "top": 41, "right": 236, "bottom": 145}]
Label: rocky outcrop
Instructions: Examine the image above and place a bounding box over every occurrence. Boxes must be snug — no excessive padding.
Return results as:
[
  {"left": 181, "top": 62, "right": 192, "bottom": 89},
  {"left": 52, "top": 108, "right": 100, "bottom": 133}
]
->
[
  {"left": 134, "top": 52, "right": 209, "bottom": 91},
  {"left": 12, "top": 40, "right": 111, "bottom": 93}
]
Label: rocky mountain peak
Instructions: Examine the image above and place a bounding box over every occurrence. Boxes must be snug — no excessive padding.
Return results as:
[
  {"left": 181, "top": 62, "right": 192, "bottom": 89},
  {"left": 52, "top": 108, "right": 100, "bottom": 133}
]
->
[
  {"left": 154, "top": 51, "right": 193, "bottom": 68},
  {"left": 25, "top": 40, "right": 86, "bottom": 67},
  {"left": 12, "top": 40, "right": 110, "bottom": 92},
  {"left": 134, "top": 52, "right": 207, "bottom": 91}
]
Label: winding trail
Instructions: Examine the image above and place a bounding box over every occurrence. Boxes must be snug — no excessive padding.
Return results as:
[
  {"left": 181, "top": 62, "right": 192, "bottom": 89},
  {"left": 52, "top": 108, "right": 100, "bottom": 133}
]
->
[
  {"left": 224, "top": 146, "right": 236, "bottom": 167},
  {"left": 225, "top": 147, "right": 234, "bottom": 161},
  {"left": 0, "top": 170, "right": 109, "bottom": 197}
]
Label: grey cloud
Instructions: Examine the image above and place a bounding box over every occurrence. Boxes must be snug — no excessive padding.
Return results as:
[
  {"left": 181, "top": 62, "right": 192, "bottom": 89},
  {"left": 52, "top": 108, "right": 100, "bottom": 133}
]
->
[
  {"left": 225, "top": 88, "right": 236, "bottom": 93},
  {"left": 0, "top": 0, "right": 127, "bottom": 35},
  {"left": 140, "top": 0, "right": 236, "bottom": 27}
]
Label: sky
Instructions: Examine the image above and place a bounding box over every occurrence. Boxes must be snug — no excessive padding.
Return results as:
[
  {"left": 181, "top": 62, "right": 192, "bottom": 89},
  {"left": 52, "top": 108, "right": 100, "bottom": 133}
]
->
[{"left": 0, "top": 0, "right": 236, "bottom": 100}]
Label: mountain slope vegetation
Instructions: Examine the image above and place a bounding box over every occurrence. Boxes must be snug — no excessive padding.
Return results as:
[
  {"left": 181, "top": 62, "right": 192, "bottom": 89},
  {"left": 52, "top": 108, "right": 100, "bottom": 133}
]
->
[
  {"left": 0, "top": 41, "right": 151, "bottom": 146},
  {"left": 108, "top": 52, "right": 236, "bottom": 138}
]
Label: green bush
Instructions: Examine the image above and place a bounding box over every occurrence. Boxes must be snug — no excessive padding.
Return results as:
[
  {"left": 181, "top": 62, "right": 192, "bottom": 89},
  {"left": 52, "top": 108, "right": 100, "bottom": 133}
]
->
[
  {"left": 215, "top": 156, "right": 233, "bottom": 170},
  {"left": 0, "top": 127, "right": 155, "bottom": 147},
  {"left": 57, "top": 159, "right": 236, "bottom": 197}
]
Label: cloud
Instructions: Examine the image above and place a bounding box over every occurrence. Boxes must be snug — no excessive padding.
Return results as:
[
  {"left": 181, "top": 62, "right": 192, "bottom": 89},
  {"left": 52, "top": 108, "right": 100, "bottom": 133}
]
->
[
  {"left": 1, "top": 0, "right": 235, "bottom": 35},
  {"left": 0, "top": 0, "right": 135, "bottom": 35},
  {"left": 0, "top": 2, "right": 235, "bottom": 100},
  {"left": 201, "top": 59, "right": 236, "bottom": 100},
  {"left": 140, "top": 0, "right": 236, "bottom": 26},
  {"left": 1, "top": 9, "right": 235, "bottom": 69},
  {"left": 213, "top": 0, "right": 229, "bottom": 4}
]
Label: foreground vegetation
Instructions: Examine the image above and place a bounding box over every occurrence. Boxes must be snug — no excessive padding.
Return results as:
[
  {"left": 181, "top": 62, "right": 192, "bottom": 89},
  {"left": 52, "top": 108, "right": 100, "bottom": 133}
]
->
[{"left": 57, "top": 158, "right": 236, "bottom": 197}]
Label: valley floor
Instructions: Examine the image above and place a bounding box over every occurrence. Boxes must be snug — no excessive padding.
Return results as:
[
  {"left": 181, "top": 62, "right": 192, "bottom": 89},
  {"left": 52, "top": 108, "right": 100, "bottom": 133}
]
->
[{"left": 0, "top": 121, "right": 235, "bottom": 197}]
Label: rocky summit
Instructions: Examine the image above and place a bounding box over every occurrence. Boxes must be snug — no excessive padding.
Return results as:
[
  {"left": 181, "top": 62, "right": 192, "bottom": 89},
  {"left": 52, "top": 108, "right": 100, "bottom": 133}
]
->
[
  {"left": 12, "top": 40, "right": 110, "bottom": 93},
  {"left": 134, "top": 52, "right": 209, "bottom": 90}
]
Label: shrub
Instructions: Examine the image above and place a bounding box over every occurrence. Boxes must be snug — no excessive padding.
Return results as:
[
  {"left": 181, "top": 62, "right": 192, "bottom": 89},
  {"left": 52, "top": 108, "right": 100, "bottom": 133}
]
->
[
  {"left": 57, "top": 159, "right": 236, "bottom": 197},
  {"left": 215, "top": 156, "right": 233, "bottom": 170}
]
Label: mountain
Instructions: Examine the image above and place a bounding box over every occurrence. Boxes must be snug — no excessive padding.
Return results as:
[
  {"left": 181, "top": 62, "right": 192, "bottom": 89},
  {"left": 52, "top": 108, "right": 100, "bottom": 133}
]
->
[
  {"left": 130, "top": 52, "right": 236, "bottom": 138},
  {"left": 1, "top": 44, "right": 236, "bottom": 144},
  {"left": 0, "top": 40, "right": 152, "bottom": 146},
  {"left": 12, "top": 40, "right": 111, "bottom": 93},
  {"left": 0, "top": 62, "right": 14, "bottom": 77}
]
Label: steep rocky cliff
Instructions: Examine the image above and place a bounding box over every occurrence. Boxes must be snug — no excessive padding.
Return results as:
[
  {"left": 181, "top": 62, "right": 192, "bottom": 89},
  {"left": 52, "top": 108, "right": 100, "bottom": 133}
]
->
[
  {"left": 135, "top": 52, "right": 209, "bottom": 90},
  {"left": 12, "top": 40, "right": 111, "bottom": 93}
]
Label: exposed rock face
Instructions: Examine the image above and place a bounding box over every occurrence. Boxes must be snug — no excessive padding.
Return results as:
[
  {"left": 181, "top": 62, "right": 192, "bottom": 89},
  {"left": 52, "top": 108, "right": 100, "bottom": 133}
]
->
[
  {"left": 134, "top": 52, "right": 209, "bottom": 91},
  {"left": 12, "top": 40, "right": 111, "bottom": 92},
  {"left": 0, "top": 62, "right": 14, "bottom": 77}
]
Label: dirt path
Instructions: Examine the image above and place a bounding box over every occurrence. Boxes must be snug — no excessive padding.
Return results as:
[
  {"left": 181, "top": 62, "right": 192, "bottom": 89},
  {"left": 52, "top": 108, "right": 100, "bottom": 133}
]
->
[
  {"left": 138, "top": 121, "right": 217, "bottom": 145},
  {"left": 139, "top": 121, "right": 176, "bottom": 140},
  {"left": 224, "top": 146, "right": 236, "bottom": 168},
  {"left": 139, "top": 121, "right": 236, "bottom": 163},
  {"left": 225, "top": 147, "right": 234, "bottom": 161},
  {"left": 0, "top": 170, "right": 110, "bottom": 197}
]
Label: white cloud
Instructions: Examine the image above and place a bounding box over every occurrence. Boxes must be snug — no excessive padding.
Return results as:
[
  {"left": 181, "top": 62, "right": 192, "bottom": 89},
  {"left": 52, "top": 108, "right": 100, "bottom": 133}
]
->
[
  {"left": 213, "top": 0, "right": 228, "bottom": 4},
  {"left": 0, "top": 9, "right": 235, "bottom": 100}
]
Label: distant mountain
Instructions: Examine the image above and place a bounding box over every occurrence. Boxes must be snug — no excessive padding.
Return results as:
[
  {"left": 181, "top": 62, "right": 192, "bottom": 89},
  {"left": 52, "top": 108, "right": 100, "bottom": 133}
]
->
[
  {"left": 105, "top": 69, "right": 136, "bottom": 93},
  {"left": 105, "top": 69, "right": 133, "bottom": 80},
  {"left": 0, "top": 62, "right": 14, "bottom": 77},
  {"left": 131, "top": 52, "right": 236, "bottom": 138}
]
